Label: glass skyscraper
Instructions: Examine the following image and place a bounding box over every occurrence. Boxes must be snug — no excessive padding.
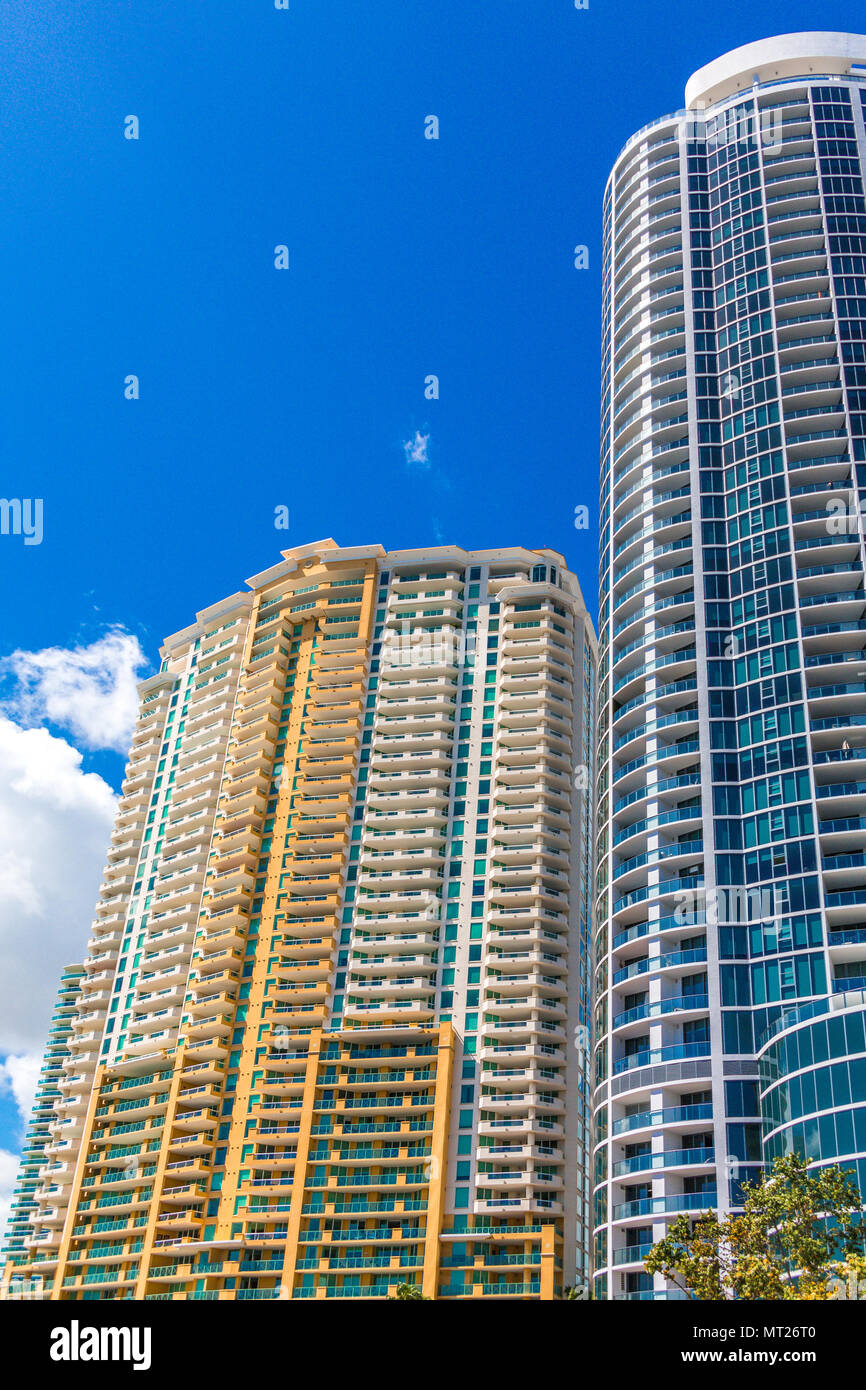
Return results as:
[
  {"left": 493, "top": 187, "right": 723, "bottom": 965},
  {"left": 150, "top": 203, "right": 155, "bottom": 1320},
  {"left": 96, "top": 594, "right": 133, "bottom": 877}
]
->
[
  {"left": 593, "top": 32, "right": 866, "bottom": 1300},
  {"left": 8, "top": 26, "right": 866, "bottom": 1312}
]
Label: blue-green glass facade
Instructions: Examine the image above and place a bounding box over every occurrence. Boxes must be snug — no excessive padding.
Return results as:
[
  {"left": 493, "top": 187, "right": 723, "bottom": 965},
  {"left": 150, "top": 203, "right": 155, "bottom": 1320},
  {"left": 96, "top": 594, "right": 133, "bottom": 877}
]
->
[
  {"left": 759, "top": 994, "right": 866, "bottom": 1195},
  {"left": 594, "top": 35, "right": 866, "bottom": 1300}
]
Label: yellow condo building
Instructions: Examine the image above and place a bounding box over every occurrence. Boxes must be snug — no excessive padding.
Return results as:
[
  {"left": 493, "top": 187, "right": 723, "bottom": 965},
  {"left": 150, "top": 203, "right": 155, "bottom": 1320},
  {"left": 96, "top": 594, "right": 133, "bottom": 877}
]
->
[{"left": 1, "top": 539, "right": 596, "bottom": 1302}]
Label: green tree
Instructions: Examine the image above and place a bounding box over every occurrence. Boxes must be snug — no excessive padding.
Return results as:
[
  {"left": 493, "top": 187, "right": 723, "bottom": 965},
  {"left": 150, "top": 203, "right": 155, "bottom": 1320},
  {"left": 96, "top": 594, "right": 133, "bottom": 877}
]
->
[
  {"left": 645, "top": 1152, "right": 865, "bottom": 1300},
  {"left": 388, "top": 1282, "right": 429, "bottom": 1300}
]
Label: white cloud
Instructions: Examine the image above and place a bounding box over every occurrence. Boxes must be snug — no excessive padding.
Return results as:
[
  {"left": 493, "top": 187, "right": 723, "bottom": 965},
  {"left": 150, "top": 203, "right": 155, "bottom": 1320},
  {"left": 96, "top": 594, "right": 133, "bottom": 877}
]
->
[
  {"left": 0, "top": 631, "right": 140, "bottom": 1208},
  {"left": 0, "top": 717, "right": 117, "bottom": 1054},
  {"left": 0, "top": 1053, "right": 41, "bottom": 1125},
  {"left": 1, "top": 629, "right": 147, "bottom": 753},
  {"left": 403, "top": 430, "right": 431, "bottom": 468}
]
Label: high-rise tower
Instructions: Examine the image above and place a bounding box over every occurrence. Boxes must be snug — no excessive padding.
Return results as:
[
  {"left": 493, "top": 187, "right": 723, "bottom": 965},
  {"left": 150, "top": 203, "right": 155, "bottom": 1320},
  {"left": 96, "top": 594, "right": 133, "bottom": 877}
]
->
[
  {"left": 594, "top": 33, "right": 866, "bottom": 1300},
  {"left": 2, "top": 539, "right": 595, "bottom": 1301},
  {"left": 1, "top": 966, "right": 85, "bottom": 1289}
]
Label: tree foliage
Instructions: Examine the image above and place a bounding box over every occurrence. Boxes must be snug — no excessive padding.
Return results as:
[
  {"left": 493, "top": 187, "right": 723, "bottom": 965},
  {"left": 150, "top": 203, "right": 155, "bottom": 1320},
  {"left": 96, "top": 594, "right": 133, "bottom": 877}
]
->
[
  {"left": 644, "top": 1152, "right": 865, "bottom": 1300},
  {"left": 388, "top": 1282, "right": 429, "bottom": 1300}
]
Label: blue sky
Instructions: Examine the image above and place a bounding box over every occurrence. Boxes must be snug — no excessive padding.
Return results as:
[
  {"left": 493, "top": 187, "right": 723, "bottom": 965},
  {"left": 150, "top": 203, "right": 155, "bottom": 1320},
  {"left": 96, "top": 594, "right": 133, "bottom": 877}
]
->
[{"left": 0, "top": 0, "right": 863, "bottom": 1168}]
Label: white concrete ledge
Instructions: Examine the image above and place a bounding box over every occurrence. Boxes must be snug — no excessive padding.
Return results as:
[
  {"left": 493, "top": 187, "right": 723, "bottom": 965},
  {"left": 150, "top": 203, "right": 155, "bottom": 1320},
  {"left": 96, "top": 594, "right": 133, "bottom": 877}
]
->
[{"left": 685, "top": 31, "right": 866, "bottom": 109}]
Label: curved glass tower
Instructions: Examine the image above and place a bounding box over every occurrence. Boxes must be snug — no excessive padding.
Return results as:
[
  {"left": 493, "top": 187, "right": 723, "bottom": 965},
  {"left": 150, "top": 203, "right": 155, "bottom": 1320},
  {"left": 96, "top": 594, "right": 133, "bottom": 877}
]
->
[{"left": 594, "top": 32, "right": 866, "bottom": 1300}]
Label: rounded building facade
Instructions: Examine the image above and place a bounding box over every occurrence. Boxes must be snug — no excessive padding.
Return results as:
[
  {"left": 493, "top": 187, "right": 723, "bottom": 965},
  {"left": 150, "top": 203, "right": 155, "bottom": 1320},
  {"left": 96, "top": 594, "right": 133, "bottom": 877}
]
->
[
  {"left": 593, "top": 33, "right": 866, "bottom": 1299},
  {"left": 758, "top": 991, "right": 866, "bottom": 1192}
]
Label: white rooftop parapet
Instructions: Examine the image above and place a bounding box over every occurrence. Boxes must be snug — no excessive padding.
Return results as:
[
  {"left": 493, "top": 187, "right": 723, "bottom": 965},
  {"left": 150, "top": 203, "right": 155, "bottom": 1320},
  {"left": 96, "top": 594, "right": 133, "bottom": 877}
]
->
[{"left": 685, "top": 31, "right": 866, "bottom": 109}]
